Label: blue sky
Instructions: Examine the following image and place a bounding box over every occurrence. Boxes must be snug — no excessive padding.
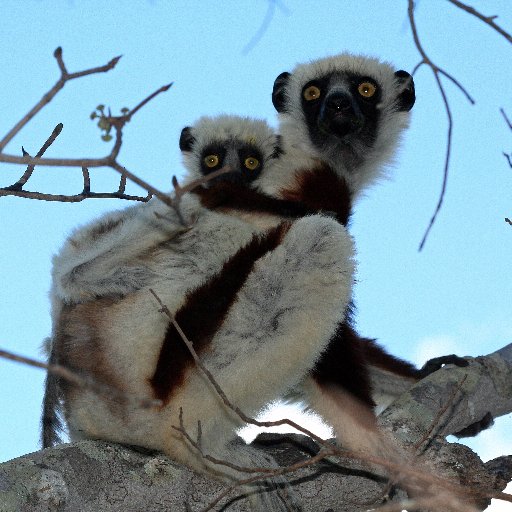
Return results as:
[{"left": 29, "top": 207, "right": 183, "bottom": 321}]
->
[{"left": 1, "top": 1, "right": 511, "bottom": 505}]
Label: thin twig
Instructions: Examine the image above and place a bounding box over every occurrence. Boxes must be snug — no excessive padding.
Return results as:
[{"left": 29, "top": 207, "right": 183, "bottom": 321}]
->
[
  {"left": 125, "top": 83, "right": 173, "bottom": 121},
  {"left": 446, "top": 0, "right": 512, "bottom": 45},
  {"left": 407, "top": 0, "right": 475, "bottom": 251},
  {"left": 0, "top": 347, "right": 161, "bottom": 410},
  {"left": 414, "top": 374, "right": 468, "bottom": 453},
  {"left": 0, "top": 188, "right": 151, "bottom": 202},
  {"left": 242, "top": 0, "right": 278, "bottom": 55},
  {"left": 500, "top": 108, "right": 512, "bottom": 168},
  {"left": 173, "top": 408, "right": 336, "bottom": 477},
  {"left": 4, "top": 123, "right": 63, "bottom": 191},
  {"left": 501, "top": 108, "right": 512, "bottom": 131}
]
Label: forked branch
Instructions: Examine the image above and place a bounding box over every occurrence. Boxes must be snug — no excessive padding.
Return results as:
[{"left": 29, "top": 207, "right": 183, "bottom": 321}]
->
[
  {"left": 408, "top": 0, "right": 475, "bottom": 251},
  {"left": 0, "top": 48, "right": 171, "bottom": 204}
]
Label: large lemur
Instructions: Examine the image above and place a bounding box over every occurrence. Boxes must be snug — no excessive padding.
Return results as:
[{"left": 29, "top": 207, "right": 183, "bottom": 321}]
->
[
  {"left": 187, "top": 55, "right": 482, "bottom": 445},
  {"left": 190, "top": 56, "right": 421, "bottom": 441},
  {"left": 45, "top": 115, "right": 355, "bottom": 511}
]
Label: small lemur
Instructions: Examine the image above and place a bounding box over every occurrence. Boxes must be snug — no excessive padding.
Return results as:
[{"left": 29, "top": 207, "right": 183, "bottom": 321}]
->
[{"left": 45, "top": 115, "right": 356, "bottom": 511}]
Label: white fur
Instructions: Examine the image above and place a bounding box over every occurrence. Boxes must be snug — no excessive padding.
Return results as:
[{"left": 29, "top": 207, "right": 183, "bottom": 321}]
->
[
  {"left": 258, "top": 53, "right": 412, "bottom": 200},
  {"left": 47, "top": 115, "right": 356, "bottom": 511},
  {"left": 181, "top": 115, "right": 279, "bottom": 184}
]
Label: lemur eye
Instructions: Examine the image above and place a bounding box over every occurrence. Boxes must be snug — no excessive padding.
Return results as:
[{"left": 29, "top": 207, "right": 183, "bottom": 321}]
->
[
  {"left": 303, "top": 85, "right": 321, "bottom": 101},
  {"left": 204, "top": 154, "right": 219, "bottom": 168},
  {"left": 358, "top": 82, "right": 377, "bottom": 98},
  {"left": 244, "top": 157, "right": 260, "bottom": 171}
]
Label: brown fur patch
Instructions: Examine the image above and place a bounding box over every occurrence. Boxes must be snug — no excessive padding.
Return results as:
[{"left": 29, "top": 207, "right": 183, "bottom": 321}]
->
[
  {"left": 280, "top": 163, "right": 352, "bottom": 225},
  {"left": 150, "top": 222, "right": 291, "bottom": 403},
  {"left": 55, "top": 299, "right": 126, "bottom": 401},
  {"left": 313, "top": 321, "right": 376, "bottom": 408},
  {"left": 194, "top": 182, "right": 312, "bottom": 219},
  {"left": 363, "top": 338, "right": 420, "bottom": 379}
]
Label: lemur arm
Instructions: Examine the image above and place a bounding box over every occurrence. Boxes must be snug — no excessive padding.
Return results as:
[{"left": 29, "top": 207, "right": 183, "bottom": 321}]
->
[{"left": 52, "top": 196, "right": 197, "bottom": 303}]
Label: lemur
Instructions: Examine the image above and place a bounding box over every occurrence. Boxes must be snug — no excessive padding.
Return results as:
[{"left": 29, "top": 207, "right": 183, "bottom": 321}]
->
[
  {"left": 44, "top": 56, "right": 486, "bottom": 509},
  {"left": 189, "top": 55, "right": 486, "bottom": 445},
  {"left": 184, "top": 56, "right": 420, "bottom": 451},
  {"left": 44, "top": 115, "right": 355, "bottom": 511}
]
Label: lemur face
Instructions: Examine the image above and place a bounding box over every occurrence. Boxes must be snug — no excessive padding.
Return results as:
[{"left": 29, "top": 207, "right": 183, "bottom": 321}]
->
[
  {"left": 179, "top": 116, "right": 281, "bottom": 186},
  {"left": 272, "top": 58, "right": 415, "bottom": 155}
]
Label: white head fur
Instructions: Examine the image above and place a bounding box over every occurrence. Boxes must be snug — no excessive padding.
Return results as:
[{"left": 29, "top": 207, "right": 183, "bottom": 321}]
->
[{"left": 259, "top": 53, "right": 415, "bottom": 200}]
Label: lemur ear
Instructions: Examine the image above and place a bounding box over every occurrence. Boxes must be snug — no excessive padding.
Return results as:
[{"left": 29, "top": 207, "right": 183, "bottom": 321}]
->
[
  {"left": 394, "top": 70, "right": 416, "bottom": 112},
  {"left": 179, "top": 127, "right": 195, "bottom": 152},
  {"left": 272, "top": 72, "right": 291, "bottom": 113}
]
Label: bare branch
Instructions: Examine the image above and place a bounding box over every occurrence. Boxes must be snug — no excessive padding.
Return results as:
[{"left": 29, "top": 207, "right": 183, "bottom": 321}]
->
[
  {"left": 0, "top": 187, "right": 151, "bottom": 202},
  {"left": 407, "top": 0, "right": 475, "bottom": 251},
  {"left": 501, "top": 108, "right": 512, "bottom": 131},
  {"left": 4, "top": 123, "right": 63, "bottom": 192},
  {"left": 447, "top": 0, "right": 512, "bottom": 45},
  {"left": 0, "top": 347, "right": 161, "bottom": 410},
  {"left": 0, "top": 48, "right": 120, "bottom": 153},
  {"left": 125, "top": 83, "right": 173, "bottom": 121}
]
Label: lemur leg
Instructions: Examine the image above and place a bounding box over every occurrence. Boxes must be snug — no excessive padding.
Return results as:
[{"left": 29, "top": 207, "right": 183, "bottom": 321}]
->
[
  {"left": 306, "top": 322, "right": 410, "bottom": 458},
  {"left": 159, "top": 214, "right": 355, "bottom": 511}
]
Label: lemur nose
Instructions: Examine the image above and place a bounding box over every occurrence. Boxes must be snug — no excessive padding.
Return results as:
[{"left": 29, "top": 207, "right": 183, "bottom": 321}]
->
[{"left": 325, "top": 93, "right": 353, "bottom": 114}]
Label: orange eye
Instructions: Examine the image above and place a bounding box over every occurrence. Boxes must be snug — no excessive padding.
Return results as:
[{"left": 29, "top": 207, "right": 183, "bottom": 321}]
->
[
  {"left": 303, "top": 85, "right": 321, "bottom": 101},
  {"left": 244, "top": 157, "right": 260, "bottom": 170},
  {"left": 204, "top": 154, "right": 219, "bottom": 168},
  {"left": 358, "top": 82, "right": 377, "bottom": 98}
]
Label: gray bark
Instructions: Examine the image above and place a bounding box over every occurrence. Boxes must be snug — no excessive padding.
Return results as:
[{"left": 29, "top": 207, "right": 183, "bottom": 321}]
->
[{"left": 1, "top": 344, "right": 511, "bottom": 512}]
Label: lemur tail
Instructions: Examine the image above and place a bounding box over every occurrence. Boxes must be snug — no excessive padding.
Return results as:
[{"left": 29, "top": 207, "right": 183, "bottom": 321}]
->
[{"left": 41, "top": 337, "right": 64, "bottom": 448}]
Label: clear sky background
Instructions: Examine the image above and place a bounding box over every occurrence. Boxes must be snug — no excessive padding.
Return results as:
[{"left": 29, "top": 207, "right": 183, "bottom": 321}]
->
[{"left": 1, "top": 1, "right": 511, "bottom": 508}]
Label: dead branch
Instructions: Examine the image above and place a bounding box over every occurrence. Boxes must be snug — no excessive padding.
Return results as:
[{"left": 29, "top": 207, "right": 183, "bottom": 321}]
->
[
  {"left": 0, "top": 347, "right": 161, "bottom": 410},
  {"left": 0, "top": 47, "right": 171, "bottom": 204},
  {"left": 446, "top": 0, "right": 512, "bottom": 45},
  {"left": 0, "top": 48, "right": 121, "bottom": 153},
  {"left": 501, "top": 108, "right": 512, "bottom": 168},
  {"left": 408, "top": 0, "right": 475, "bottom": 252}
]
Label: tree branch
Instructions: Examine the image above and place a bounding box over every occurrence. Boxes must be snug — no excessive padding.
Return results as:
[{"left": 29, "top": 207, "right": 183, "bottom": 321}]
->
[
  {"left": 0, "top": 48, "right": 121, "bottom": 153},
  {"left": 446, "top": 0, "right": 512, "bottom": 45},
  {"left": 0, "top": 347, "right": 161, "bottom": 410},
  {"left": 407, "top": 0, "right": 475, "bottom": 251}
]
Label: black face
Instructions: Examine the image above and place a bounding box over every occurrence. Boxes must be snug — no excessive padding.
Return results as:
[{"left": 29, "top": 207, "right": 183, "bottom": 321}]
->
[
  {"left": 300, "top": 72, "right": 382, "bottom": 151},
  {"left": 199, "top": 142, "right": 264, "bottom": 185},
  {"left": 271, "top": 69, "right": 415, "bottom": 154}
]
